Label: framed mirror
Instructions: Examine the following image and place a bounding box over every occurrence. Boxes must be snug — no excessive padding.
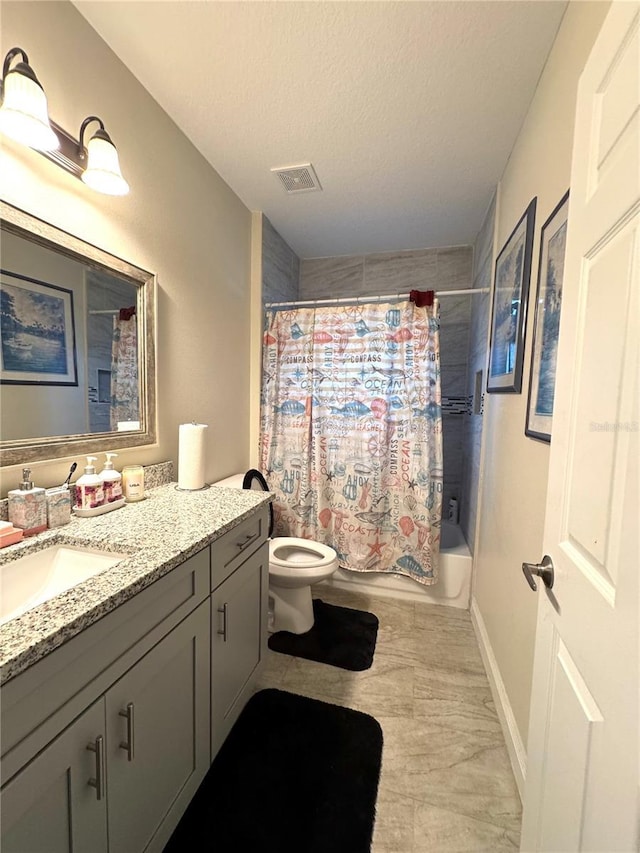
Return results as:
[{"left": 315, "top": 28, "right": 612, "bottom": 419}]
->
[{"left": 0, "top": 201, "right": 156, "bottom": 465}]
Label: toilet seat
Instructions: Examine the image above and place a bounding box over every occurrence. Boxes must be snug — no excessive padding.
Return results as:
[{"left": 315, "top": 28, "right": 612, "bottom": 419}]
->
[{"left": 269, "top": 537, "right": 336, "bottom": 570}]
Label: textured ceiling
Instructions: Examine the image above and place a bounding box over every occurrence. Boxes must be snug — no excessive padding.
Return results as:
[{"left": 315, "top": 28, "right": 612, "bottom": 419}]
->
[{"left": 75, "top": 1, "right": 567, "bottom": 258}]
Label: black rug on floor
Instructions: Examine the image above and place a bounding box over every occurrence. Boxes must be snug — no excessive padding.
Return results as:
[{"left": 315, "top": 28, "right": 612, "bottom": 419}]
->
[
  {"left": 268, "top": 599, "right": 379, "bottom": 671},
  {"left": 163, "top": 688, "right": 383, "bottom": 853}
]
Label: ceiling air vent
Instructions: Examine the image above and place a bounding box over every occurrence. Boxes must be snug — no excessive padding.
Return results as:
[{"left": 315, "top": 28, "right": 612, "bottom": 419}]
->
[{"left": 271, "top": 163, "right": 322, "bottom": 194}]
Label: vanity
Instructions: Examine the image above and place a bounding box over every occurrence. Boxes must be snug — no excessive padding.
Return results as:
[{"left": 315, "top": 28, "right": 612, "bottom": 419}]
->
[
  {"left": 0, "top": 190, "right": 270, "bottom": 850},
  {"left": 0, "top": 483, "right": 272, "bottom": 853}
]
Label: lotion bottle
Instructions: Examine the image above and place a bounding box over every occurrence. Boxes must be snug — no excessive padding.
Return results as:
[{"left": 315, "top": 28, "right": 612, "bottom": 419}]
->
[
  {"left": 75, "top": 457, "right": 105, "bottom": 510},
  {"left": 8, "top": 468, "right": 47, "bottom": 536},
  {"left": 99, "top": 453, "right": 123, "bottom": 503}
]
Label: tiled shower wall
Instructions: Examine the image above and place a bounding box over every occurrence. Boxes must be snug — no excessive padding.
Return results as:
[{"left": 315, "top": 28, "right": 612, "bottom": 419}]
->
[
  {"left": 460, "top": 195, "right": 495, "bottom": 553},
  {"left": 262, "top": 215, "right": 299, "bottom": 305},
  {"left": 299, "top": 247, "right": 473, "bottom": 514}
]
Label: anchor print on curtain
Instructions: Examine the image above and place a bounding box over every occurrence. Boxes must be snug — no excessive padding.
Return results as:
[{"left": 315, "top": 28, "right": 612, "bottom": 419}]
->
[{"left": 260, "top": 300, "right": 443, "bottom": 585}]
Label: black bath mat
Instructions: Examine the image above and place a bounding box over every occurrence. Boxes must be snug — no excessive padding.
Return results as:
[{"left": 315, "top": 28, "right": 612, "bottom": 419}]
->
[
  {"left": 268, "top": 599, "right": 379, "bottom": 671},
  {"left": 163, "top": 688, "right": 383, "bottom": 853}
]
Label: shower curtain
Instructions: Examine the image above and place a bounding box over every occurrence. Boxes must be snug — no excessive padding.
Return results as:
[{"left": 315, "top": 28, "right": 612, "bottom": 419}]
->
[
  {"left": 260, "top": 299, "right": 443, "bottom": 585},
  {"left": 109, "top": 312, "right": 138, "bottom": 430}
]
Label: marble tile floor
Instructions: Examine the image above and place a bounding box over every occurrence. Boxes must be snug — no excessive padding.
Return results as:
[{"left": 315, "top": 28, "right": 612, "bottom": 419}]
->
[{"left": 256, "top": 585, "right": 522, "bottom": 852}]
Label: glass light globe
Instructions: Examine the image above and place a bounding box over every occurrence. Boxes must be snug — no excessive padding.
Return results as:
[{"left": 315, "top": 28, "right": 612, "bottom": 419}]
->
[
  {"left": 0, "top": 67, "right": 59, "bottom": 151},
  {"left": 81, "top": 132, "right": 129, "bottom": 196}
]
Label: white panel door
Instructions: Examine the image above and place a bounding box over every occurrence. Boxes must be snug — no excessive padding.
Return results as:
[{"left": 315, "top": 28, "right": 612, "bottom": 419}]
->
[{"left": 521, "top": 3, "right": 639, "bottom": 851}]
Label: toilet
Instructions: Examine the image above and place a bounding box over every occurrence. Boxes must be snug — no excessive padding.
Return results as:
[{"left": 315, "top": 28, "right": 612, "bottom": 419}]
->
[{"left": 212, "top": 470, "right": 338, "bottom": 634}]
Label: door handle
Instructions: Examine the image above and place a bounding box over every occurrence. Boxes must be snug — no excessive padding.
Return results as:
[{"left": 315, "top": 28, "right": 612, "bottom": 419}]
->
[
  {"left": 522, "top": 555, "right": 555, "bottom": 591},
  {"left": 87, "top": 735, "right": 105, "bottom": 800},
  {"left": 119, "top": 702, "right": 135, "bottom": 761}
]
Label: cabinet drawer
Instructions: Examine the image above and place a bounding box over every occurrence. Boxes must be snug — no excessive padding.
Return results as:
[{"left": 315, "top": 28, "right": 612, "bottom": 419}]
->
[
  {"left": 1, "top": 547, "right": 210, "bottom": 779},
  {"left": 211, "top": 507, "right": 268, "bottom": 591}
]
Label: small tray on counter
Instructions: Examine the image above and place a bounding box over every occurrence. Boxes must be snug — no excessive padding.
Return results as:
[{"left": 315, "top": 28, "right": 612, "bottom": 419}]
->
[{"left": 73, "top": 498, "right": 126, "bottom": 518}]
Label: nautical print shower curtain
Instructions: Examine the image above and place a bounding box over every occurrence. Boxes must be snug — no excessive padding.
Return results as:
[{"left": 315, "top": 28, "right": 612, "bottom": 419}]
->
[
  {"left": 260, "top": 300, "right": 443, "bottom": 585},
  {"left": 109, "top": 313, "right": 138, "bottom": 430}
]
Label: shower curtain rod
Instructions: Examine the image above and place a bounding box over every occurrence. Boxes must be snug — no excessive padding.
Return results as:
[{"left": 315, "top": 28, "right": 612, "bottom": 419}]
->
[
  {"left": 264, "top": 288, "right": 489, "bottom": 309},
  {"left": 89, "top": 309, "right": 137, "bottom": 315}
]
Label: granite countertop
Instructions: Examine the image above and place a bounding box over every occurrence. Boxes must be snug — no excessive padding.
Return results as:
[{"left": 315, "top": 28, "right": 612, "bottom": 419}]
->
[{"left": 0, "top": 483, "right": 272, "bottom": 685}]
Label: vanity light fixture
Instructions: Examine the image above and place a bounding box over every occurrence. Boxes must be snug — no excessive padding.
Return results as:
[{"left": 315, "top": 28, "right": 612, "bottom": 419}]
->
[
  {"left": 41, "top": 116, "right": 130, "bottom": 196},
  {"left": 0, "top": 47, "right": 129, "bottom": 196},
  {"left": 78, "top": 116, "right": 129, "bottom": 196},
  {"left": 0, "top": 47, "right": 59, "bottom": 151}
]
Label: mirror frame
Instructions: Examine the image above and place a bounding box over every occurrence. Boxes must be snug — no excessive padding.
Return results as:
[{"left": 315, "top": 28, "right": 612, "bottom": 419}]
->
[{"left": 0, "top": 201, "right": 157, "bottom": 465}]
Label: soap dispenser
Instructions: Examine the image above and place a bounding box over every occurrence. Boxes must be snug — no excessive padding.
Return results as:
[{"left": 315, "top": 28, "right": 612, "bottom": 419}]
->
[
  {"left": 99, "top": 453, "right": 123, "bottom": 504},
  {"left": 8, "top": 468, "right": 47, "bottom": 536},
  {"left": 75, "top": 457, "right": 105, "bottom": 511}
]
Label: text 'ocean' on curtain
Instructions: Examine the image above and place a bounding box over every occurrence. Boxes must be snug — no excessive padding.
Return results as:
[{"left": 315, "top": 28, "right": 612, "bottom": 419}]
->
[{"left": 260, "top": 300, "right": 443, "bottom": 585}]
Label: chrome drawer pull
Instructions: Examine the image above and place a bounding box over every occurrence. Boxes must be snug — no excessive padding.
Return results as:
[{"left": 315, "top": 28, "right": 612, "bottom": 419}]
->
[
  {"left": 217, "top": 603, "right": 228, "bottom": 642},
  {"left": 119, "top": 702, "right": 135, "bottom": 761},
  {"left": 87, "top": 735, "right": 105, "bottom": 800}
]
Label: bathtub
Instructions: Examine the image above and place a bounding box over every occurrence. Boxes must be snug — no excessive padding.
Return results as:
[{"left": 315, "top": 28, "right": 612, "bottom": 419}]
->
[{"left": 323, "top": 521, "right": 472, "bottom": 610}]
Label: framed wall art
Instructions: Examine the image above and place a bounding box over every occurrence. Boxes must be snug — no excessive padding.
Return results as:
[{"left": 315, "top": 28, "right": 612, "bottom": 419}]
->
[
  {"left": 488, "top": 198, "right": 537, "bottom": 393},
  {"left": 1, "top": 270, "right": 78, "bottom": 386},
  {"left": 525, "top": 190, "right": 570, "bottom": 442}
]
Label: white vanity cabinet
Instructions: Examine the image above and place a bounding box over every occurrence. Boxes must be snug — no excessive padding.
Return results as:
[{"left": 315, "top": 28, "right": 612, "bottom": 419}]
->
[{"left": 210, "top": 509, "right": 269, "bottom": 757}]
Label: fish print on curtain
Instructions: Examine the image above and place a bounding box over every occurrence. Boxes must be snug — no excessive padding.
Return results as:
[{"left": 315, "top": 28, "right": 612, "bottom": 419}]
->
[
  {"left": 260, "top": 300, "right": 443, "bottom": 585},
  {"left": 110, "top": 316, "right": 139, "bottom": 430}
]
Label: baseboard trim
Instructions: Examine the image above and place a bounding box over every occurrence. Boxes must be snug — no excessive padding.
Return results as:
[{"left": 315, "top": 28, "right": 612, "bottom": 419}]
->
[{"left": 470, "top": 597, "right": 527, "bottom": 800}]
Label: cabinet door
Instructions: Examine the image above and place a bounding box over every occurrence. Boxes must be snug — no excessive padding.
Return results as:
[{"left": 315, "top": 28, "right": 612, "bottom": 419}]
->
[
  {"left": 211, "top": 541, "right": 268, "bottom": 756},
  {"left": 1, "top": 700, "right": 107, "bottom": 853},
  {"left": 106, "top": 601, "right": 210, "bottom": 853}
]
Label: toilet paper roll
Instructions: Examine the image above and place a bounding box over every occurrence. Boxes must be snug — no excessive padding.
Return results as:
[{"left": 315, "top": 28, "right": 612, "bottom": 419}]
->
[{"left": 178, "top": 423, "right": 208, "bottom": 490}]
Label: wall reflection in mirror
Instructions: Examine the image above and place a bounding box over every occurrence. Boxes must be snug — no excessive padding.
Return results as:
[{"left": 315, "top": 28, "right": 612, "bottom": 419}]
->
[{"left": 0, "top": 202, "right": 156, "bottom": 465}]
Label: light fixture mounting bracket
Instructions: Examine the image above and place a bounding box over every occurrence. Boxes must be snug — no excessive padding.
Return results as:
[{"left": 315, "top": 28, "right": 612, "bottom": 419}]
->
[{"left": 40, "top": 119, "right": 85, "bottom": 178}]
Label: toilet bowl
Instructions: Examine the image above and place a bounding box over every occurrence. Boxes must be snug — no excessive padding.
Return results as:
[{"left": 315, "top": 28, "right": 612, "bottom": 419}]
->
[
  {"left": 269, "top": 536, "right": 338, "bottom": 634},
  {"left": 212, "top": 470, "right": 338, "bottom": 634}
]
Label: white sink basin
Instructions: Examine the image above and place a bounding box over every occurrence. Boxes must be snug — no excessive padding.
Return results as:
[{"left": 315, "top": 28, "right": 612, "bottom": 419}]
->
[{"left": 0, "top": 544, "right": 128, "bottom": 626}]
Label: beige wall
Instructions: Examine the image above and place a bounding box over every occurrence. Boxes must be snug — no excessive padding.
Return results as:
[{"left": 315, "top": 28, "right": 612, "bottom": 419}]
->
[
  {"left": 0, "top": 1, "right": 253, "bottom": 494},
  {"left": 249, "top": 212, "right": 263, "bottom": 469},
  {"left": 473, "top": 1, "right": 610, "bottom": 750}
]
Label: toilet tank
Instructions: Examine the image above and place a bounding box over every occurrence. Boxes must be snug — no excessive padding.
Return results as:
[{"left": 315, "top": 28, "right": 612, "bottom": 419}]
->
[
  {"left": 212, "top": 471, "right": 274, "bottom": 538},
  {"left": 211, "top": 474, "right": 245, "bottom": 489}
]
